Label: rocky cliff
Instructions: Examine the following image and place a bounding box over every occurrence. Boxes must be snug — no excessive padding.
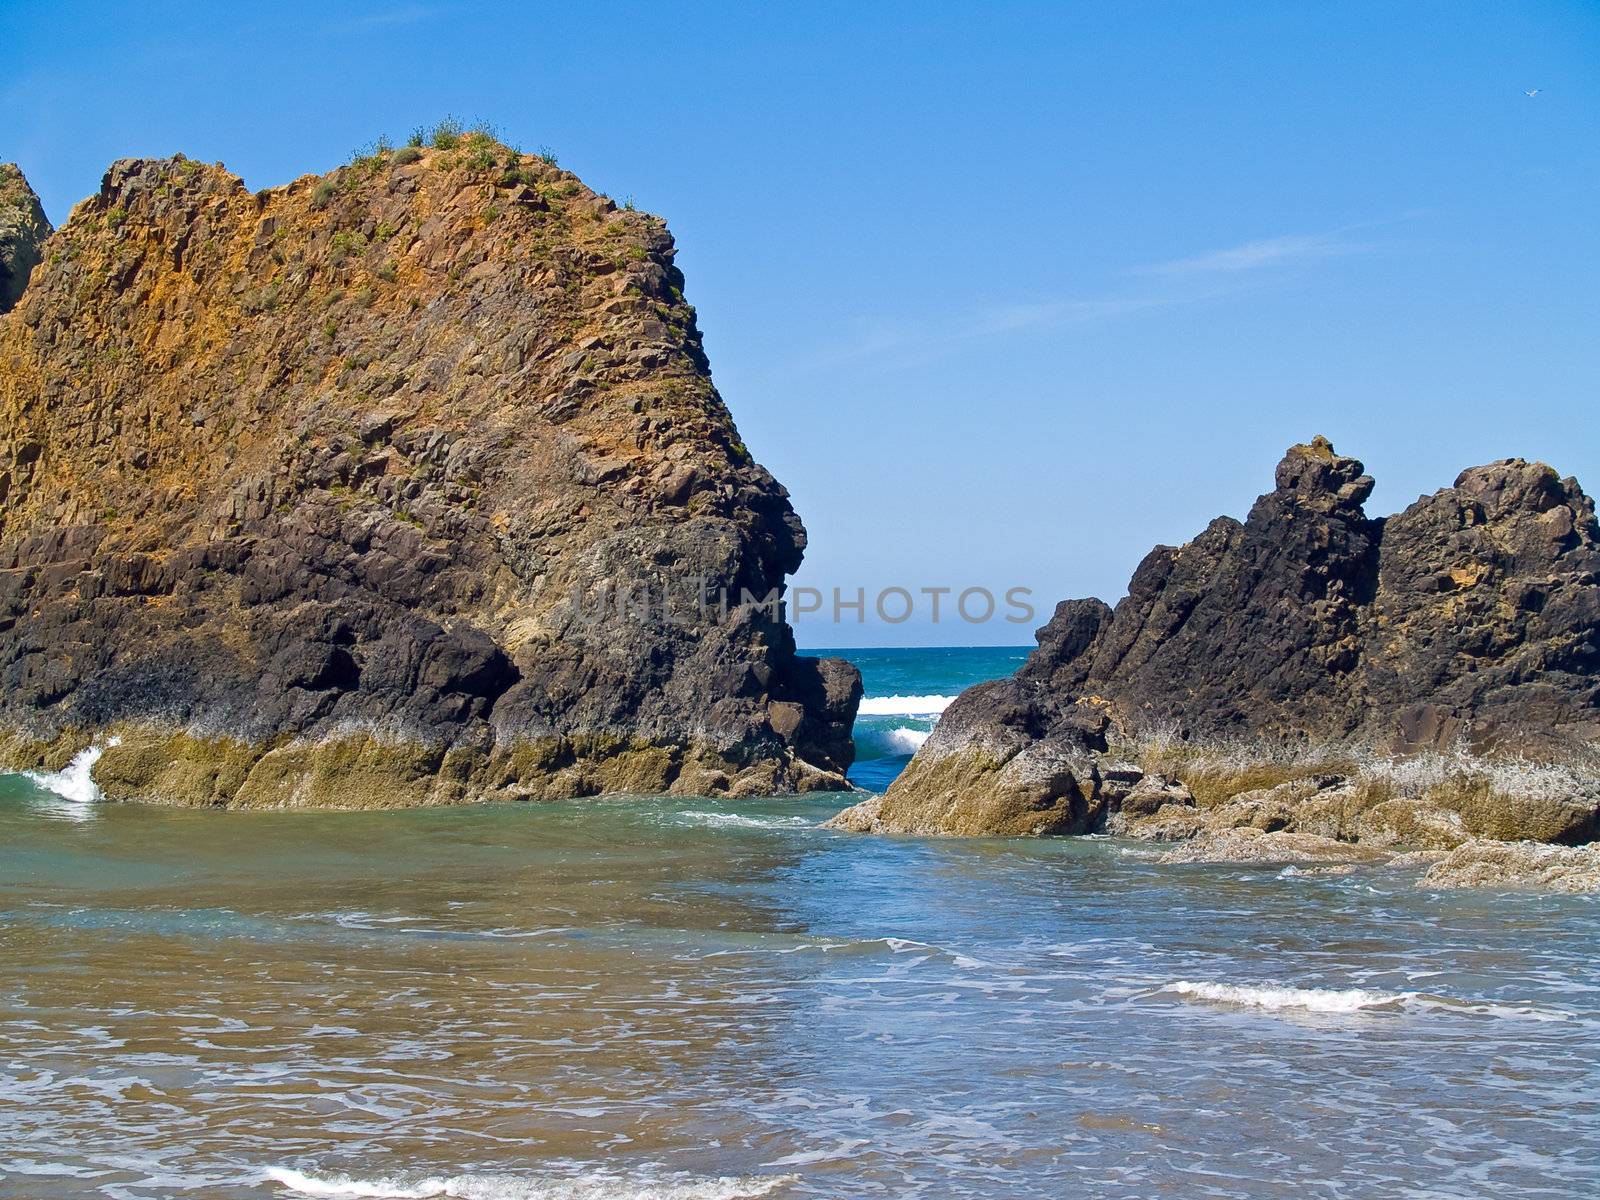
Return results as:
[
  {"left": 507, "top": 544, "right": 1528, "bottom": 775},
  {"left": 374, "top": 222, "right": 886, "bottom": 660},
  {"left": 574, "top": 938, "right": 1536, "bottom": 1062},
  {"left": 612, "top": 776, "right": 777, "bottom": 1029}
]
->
[
  {"left": 0, "top": 164, "right": 51, "bottom": 313},
  {"left": 0, "top": 135, "right": 860, "bottom": 806},
  {"left": 831, "top": 438, "right": 1600, "bottom": 844}
]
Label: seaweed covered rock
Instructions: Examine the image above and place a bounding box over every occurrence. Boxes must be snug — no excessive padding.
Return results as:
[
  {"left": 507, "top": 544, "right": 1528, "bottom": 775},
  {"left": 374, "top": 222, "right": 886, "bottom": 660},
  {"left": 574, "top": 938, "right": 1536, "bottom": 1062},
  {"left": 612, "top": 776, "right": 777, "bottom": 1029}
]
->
[
  {"left": 0, "top": 144, "right": 859, "bottom": 806},
  {"left": 1418, "top": 839, "right": 1600, "bottom": 894},
  {"left": 833, "top": 438, "right": 1599, "bottom": 840},
  {"left": 824, "top": 683, "right": 1111, "bottom": 835}
]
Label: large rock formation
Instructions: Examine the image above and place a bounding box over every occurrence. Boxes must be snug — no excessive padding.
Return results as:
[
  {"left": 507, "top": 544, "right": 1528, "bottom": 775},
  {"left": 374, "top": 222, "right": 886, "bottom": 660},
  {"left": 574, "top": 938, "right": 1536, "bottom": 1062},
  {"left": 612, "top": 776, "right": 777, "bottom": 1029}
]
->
[
  {"left": 831, "top": 438, "right": 1600, "bottom": 842},
  {"left": 0, "top": 164, "right": 52, "bottom": 313},
  {"left": 0, "top": 137, "right": 860, "bottom": 806}
]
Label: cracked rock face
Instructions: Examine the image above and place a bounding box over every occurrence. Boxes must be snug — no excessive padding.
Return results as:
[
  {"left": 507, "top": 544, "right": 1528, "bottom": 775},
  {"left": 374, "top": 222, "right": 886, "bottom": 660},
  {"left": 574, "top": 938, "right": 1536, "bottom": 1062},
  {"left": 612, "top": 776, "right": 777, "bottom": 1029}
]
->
[
  {"left": 0, "top": 164, "right": 52, "bottom": 313},
  {"left": 834, "top": 437, "right": 1599, "bottom": 839},
  {"left": 0, "top": 146, "right": 859, "bottom": 806}
]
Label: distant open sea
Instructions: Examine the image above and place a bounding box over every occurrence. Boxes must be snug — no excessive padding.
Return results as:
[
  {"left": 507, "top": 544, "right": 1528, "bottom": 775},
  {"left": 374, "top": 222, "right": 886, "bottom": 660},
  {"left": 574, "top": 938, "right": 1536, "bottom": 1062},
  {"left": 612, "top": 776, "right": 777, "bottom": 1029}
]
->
[{"left": 2, "top": 646, "right": 1598, "bottom": 1199}]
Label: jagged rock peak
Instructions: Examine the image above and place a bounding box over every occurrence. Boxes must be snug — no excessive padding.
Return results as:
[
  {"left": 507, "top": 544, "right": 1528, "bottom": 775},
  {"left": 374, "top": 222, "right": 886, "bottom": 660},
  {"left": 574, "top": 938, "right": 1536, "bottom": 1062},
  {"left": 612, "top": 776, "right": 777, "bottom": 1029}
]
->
[
  {"left": 1450, "top": 456, "right": 1585, "bottom": 521},
  {"left": 1272, "top": 435, "right": 1374, "bottom": 510},
  {"left": 0, "top": 163, "right": 52, "bottom": 313},
  {"left": 830, "top": 438, "right": 1599, "bottom": 841},
  {"left": 0, "top": 137, "right": 860, "bottom": 806}
]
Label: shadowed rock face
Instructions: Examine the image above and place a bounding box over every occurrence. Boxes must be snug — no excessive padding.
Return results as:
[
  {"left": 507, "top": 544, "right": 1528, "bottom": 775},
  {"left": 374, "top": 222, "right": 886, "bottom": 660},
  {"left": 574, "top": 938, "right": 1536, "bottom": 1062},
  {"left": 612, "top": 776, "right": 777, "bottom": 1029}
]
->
[
  {"left": 0, "top": 148, "right": 859, "bottom": 805},
  {"left": 1021, "top": 437, "right": 1381, "bottom": 739},
  {"left": 0, "top": 165, "right": 52, "bottom": 313},
  {"left": 833, "top": 438, "right": 1599, "bottom": 839}
]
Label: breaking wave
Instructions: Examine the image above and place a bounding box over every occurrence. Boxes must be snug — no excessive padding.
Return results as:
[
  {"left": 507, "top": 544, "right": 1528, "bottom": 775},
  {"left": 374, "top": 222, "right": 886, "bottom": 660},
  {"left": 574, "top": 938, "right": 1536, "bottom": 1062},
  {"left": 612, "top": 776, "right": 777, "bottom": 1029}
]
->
[
  {"left": 1163, "top": 981, "right": 1408, "bottom": 1013},
  {"left": 1161, "top": 981, "right": 1577, "bottom": 1022},
  {"left": 853, "top": 724, "right": 930, "bottom": 757},
  {"left": 23, "top": 737, "right": 122, "bottom": 805}
]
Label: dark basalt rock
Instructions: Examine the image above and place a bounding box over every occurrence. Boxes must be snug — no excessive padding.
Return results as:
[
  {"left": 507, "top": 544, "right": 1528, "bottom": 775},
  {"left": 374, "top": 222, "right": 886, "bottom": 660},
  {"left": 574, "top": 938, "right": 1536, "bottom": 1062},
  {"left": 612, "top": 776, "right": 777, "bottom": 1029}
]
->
[
  {"left": 1365, "top": 457, "right": 1600, "bottom": 751},
  {"left": 0, "top": 150, "right": 859, "bottom": 806},
  {"left": 1020, "top": 437, "right": 1382, "bottom": 738},
  {"left": 832, "top": 438, "right": 1600, "bottom": 840}
]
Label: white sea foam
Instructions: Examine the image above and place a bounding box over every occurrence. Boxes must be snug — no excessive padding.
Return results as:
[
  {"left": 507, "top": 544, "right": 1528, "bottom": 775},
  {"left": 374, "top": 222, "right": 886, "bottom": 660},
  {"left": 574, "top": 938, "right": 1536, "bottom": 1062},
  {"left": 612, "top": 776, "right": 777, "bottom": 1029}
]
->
[
  {"left": 23, "top": 737, "right": 121, "bottom": 810},
  {"left": 1161, "top": 980, "right": 1579, "bottom": 1022},
  {"left": 880, "top": 937, "right": 989, "bottom": 970},
  {"left": 264, "top": 1166, "right": 798, "bottom": 1199},
  {"left": 856, "top": 694, "right": 954, "bottom": 716},
  {"left": 1164, "top": 980, "right": 1408, "bottom": 1013},
  {"left": 1409, "top": 995, "right": 1578, "bottom": 1024},
  {"left": 678, "top": 811, "right": 813, "bottom": 829}
]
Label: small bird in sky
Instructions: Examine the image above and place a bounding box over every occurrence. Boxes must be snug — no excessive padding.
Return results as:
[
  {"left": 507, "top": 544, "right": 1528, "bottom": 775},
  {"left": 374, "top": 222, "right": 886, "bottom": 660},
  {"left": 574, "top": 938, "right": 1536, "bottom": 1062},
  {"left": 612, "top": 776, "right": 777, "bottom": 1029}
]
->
[{"left": 1524, "top": 88, "right": 1541, "bottom": 97}]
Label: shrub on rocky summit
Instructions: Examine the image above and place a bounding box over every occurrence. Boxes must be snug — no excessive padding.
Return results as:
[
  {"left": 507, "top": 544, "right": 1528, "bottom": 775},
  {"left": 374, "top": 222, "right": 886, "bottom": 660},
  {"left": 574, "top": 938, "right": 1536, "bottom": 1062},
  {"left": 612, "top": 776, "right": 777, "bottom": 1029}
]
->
[{"left": 429, "top": 117, "right": 464, "bottom": 150}]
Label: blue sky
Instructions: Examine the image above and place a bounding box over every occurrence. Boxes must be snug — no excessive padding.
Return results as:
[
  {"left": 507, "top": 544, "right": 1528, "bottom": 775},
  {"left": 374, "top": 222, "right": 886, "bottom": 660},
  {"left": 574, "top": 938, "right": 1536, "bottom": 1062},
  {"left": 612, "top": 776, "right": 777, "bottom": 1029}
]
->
[{"left": 4, "top": 1, "right": 1596, "bottom": 646}]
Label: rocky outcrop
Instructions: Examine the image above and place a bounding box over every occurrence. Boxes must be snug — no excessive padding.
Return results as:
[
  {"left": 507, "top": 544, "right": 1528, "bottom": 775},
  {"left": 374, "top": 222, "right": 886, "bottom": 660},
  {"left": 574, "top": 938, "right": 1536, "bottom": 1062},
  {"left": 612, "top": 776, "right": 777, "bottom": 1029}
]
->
[
  {"left": 1142, "top": 833, "right": 1600, "bottom": 892},
  {"left": 1366, "top": 457, "right": 1600, "bottom": 752},
  {"left": 1417, "top": 839, "right": 1600, "bottom": 894},
  {"left": 1103, "top": 765, "right": 1600, "bottom": 851},
  {"left": 823, "top": 689, "right": 1112, "bottom": 836},
  {"left": 0, "top": 139, "right": 859, "bottom": 806},
  {"left": 829, "top": 438, "right": 1599, "bottom": 843},
  {"left": 0, "top": 164, "right": 51, "bottom": 313}
]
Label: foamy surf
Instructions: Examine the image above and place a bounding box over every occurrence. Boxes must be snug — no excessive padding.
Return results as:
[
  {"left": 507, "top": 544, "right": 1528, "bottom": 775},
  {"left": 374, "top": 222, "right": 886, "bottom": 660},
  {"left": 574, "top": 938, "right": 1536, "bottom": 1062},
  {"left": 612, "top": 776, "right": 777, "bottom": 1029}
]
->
[
  {"left": 1160, "top": 980, "right": 1577, "bottom": 1022},
  {"left": 855, "top": 694, "right": 953, "bottom": 716},
  {"left": 1164, "top": 980, "right": 1409, "bottom": 1013},
  {"left": 677, "top": 811, "right": 814, "bottom": 829},
  {"left": 264, "top": 1166, "right": 798, "bottom": 1200},
  {"left": 22, "top": 737, "right": 121, "bottom": 810},
  {"left": 880, "top": 936, "right": 990, "bottom": 970}
]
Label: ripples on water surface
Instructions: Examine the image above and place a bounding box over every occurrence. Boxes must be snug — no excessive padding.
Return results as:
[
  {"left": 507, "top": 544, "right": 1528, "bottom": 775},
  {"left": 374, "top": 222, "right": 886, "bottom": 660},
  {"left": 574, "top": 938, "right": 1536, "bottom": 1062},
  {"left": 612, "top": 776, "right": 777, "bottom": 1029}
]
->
[{"left": 2, "top": 773, "right": 1597, "bottom": 1199}]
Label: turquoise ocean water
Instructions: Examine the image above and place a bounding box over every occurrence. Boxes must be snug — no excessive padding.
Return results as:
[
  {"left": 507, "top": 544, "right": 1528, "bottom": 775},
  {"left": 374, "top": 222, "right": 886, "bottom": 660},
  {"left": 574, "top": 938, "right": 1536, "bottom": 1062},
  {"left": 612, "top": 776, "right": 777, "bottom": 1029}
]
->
[
  {"left": 2, "top": 647, "right": 1598, "bottom": 1199},
  {"left": 825, "top": 645, "right": 1030, "bottom": 792}
]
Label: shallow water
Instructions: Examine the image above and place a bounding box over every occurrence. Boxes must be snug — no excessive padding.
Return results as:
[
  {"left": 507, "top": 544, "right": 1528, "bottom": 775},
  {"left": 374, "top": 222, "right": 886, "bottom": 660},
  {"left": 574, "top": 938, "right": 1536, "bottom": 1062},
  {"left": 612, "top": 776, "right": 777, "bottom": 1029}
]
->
[{"left": 3, "top": 775, "right": 1598, "bottom": 1199}]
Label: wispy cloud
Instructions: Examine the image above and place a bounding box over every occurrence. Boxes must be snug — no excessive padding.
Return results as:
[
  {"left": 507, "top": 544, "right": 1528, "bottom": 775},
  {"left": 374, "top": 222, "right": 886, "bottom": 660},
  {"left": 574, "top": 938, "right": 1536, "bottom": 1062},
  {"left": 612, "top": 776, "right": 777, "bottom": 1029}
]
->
[
  {"left": 1137, "top": 230, "right": 1369, "bottom": 277},
  {"left": 803, "top": 272, "right": 1278, "bottom": 372},
  {"left": 804, "top": 293, "right": 1193, "bottom": 372},
  {"left": 325, "top": 3, "right": 448, "bottom": 34},
  {"left": 797, "top": 220, "right": 1395, "bottom": 373}
]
